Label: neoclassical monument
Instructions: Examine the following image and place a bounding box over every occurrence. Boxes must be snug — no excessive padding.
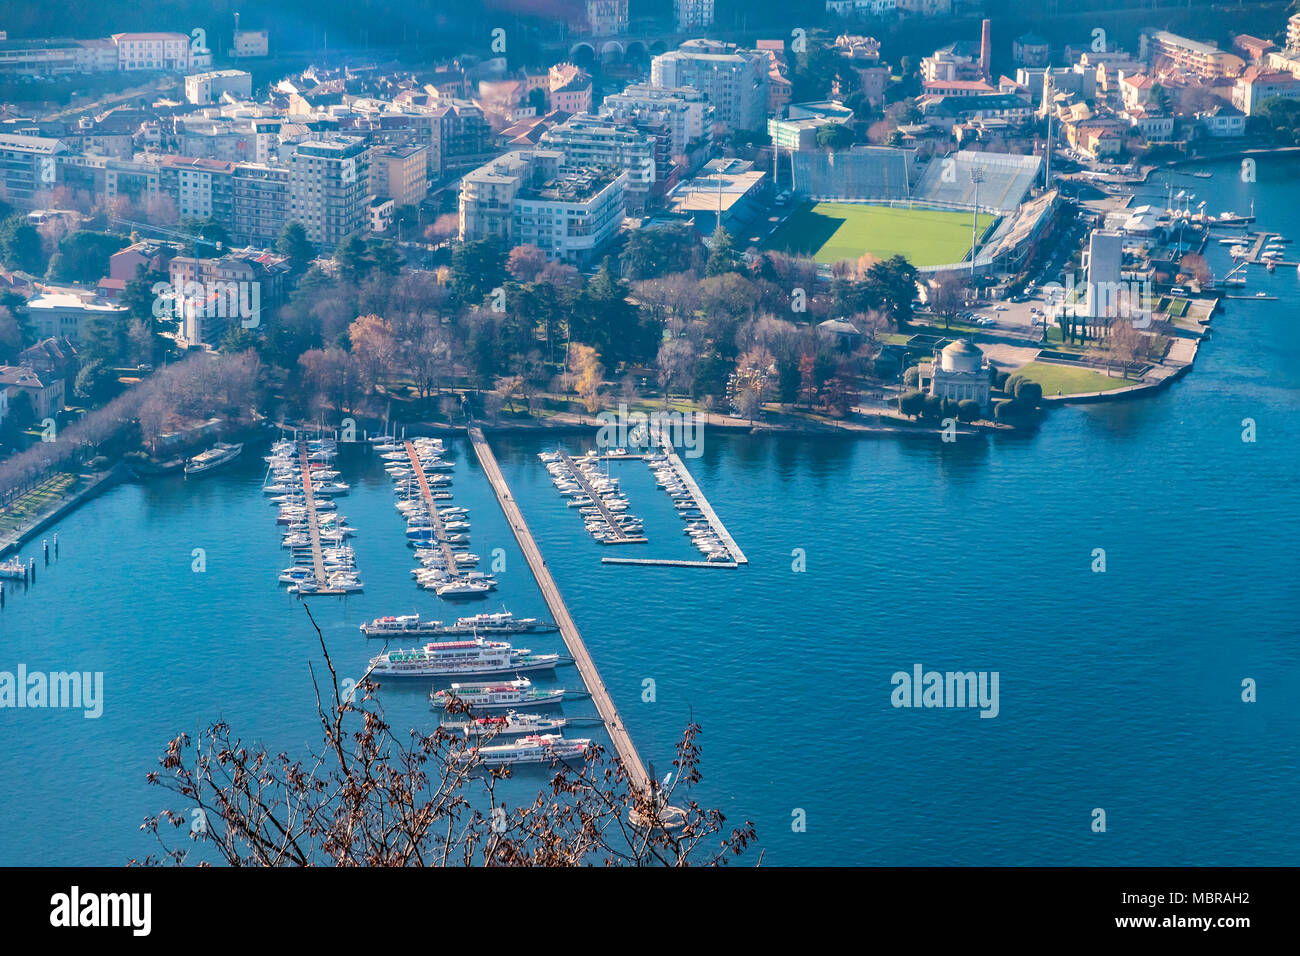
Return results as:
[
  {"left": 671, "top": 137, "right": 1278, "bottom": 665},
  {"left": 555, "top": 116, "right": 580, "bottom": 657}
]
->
[{"left": 918, "top": 339, "right": 992, "bottom": 407}]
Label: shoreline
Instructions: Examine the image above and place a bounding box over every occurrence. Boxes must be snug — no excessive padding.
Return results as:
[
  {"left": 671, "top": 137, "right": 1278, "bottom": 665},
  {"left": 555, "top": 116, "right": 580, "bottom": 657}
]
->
[{"left": 0, "top": 463, "right": 133, "bottom": 559}]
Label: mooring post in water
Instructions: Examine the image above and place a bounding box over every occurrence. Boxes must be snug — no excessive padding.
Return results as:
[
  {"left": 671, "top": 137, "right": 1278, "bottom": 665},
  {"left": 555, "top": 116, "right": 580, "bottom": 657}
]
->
[
  {"left": 43, "top": 539, "right": 48, "bottom": 565},
  {"left": 54, "top": 533, "right": 58, "bottom": 558},
  {"left": 29, "top": 557, "right": 35, "bottom": 584},
  {"left": 2, "top": 584, "right": 6, "bottom": 608}
]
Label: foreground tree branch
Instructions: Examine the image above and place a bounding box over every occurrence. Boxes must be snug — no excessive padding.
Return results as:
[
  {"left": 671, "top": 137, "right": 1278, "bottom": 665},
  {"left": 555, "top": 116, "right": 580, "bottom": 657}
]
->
[{"left": 138, "top": 608, "right": 756, "bottom": 866}]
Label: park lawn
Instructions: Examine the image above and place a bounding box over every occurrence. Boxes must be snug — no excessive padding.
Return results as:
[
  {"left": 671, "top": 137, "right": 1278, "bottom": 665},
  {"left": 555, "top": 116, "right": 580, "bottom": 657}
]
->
[
  {"left": 1014, "top": 361, "right": 1135, "bottom": 396},
  {"left": 0, "top": 473, "right": 78, "bottom": 536},
  {"left": 767, "top": 202, "right": 994, "bottom": 268}
]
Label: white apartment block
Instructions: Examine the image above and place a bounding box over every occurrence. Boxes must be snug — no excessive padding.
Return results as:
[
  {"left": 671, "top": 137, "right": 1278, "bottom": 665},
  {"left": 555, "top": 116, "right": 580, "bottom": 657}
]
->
[
  {"left": 459, "top": 149, "right": 627, "bottom": 266},
  {"left": 185, "top": 70, "right": 253, "bottom": 106},
  {"left": 826, "top": 0, "right": 897, "bottom": 16},
  {"left": 231, "top": 29, "right": 269, "bottom": 58},
  {"left": 586, "top": 0, "right": 628, "bottom": 35},
  {"left": 600, "top": 84, "right": 715, "bottom": 157},
  {"left": 113, "top": 32, "right": 209, "bottom": 72},
  {"left": 540, "top": 115, "right": 656, "bottom": 212},
  {"left": 674, "top": 0, "right": 714, "bottom": 31},
  {"left": 650, "top": 41, "right": 769, "bottom": 133},
  {"left": 897, "top": 0, "right": 951, "bottom": 14},
  {"left": 287, "top": 137, "right": 371, "bottom": 249}
]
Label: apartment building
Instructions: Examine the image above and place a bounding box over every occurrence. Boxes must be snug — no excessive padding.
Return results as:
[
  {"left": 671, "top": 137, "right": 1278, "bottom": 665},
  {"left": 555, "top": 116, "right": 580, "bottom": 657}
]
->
[
  {"left": 287, "top": 137, "right": 371, "bottom": 249},
  {"left": 184, "top": 70, "right": 253, "bottom": 106},
  {"left": 0, "top": 134, "right": 65, "bottom": 208},
  {"left": 369, "top": 144, "right": 429, "bottom": 207},
  {"left": 674, "top": 0, "right": 714, "bottom": 31},
  {"left": 459, "top": 149, "right": 627, "bottom": 265},
  {"left": 168, "top": 249, "right": 288, "bottom": 348},
  {"left": 585, "top": 0, "right": 628, "bottom": 35},
  {"left": 1232, "top": 66, "right": 1300, "bottom": 115},
  {"left": 541, "top": 115, "right": 656, "bottom": 212},
  {"left": 231, "top": 29, "right": 269, "bottom": 58},
  {"left": 25, "top": 288, "right": 127, "bottom": 345},
  {"left": 156, "top": 155, "right": 235, "bottom": 221},
  {"left": 599, "top": 84, "right": 715, "bottom": 159},
  {"left": 113, "top": 32, "right": 209, "bottom": 72},
  {"left": 549, "top": 63, "right": 594, "bottom": 114},
  {"left": 650, "top": 41, "right": 769, "bottom": 134},
  {"left": 897, "top": 0, "right": 952, "bottom": 15},
  {"left": 230, "top": 164, "right": 291, "bottom": 248},
  {"left": 1146, "top": 31, "right": 1244, "bottom": 79}
]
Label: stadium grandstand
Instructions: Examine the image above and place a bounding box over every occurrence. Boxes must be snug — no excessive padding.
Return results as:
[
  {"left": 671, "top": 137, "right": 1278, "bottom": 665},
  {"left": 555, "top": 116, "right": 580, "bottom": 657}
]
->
[
  {"left": 912, "top": 151, "right": 1043, "bottom": 214},
  {"left": 790, "top": 146, "right": 918, "bottom": 201}
]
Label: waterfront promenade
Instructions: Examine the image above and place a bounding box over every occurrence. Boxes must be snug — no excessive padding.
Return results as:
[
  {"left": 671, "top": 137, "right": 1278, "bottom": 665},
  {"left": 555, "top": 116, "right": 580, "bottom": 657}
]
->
[{"left": 467, "top": 425, "right": 650, "bottom": 794}]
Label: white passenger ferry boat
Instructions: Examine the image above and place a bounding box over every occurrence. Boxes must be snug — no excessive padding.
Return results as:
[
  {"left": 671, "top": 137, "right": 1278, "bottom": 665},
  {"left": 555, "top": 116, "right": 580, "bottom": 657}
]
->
[
  {"left": 441, "top": 711, "right": 570, "bottom": 737},
  {"left": 368, "top": 638, "right": 561, "bottom": 677},
  {"left": 455, "top": 734, "right": 591, "bottom": 766},
  {"left": 430, "top": 677, "right": 565, "bottom": 710}
]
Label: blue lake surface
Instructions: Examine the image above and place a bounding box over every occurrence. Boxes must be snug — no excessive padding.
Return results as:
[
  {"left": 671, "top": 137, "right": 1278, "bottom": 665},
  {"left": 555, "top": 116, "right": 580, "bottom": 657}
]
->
[{"left": 1, "top": 156, "right": 1298, "bottom": 865}]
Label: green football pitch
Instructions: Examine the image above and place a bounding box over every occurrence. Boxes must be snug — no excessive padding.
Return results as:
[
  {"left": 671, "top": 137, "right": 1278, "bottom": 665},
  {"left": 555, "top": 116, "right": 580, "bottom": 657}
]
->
[{"left": 766, "top": 202, "right": 995, "bottom": 268}]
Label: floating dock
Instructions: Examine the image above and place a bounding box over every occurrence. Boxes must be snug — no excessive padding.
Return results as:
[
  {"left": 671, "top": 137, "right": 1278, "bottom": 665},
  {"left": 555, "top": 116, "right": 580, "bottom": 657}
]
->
[
  {"left": 469, "top": 426, "right": 650, "bottom": 794},
  {"left": 657, "top": 444, "right": 747, "bottom": 564},
  {"left": 404, "top": 440, "right": 464, "bottom": 584},
  {"left": 555, "top": 451, "right": 647, "bottom": 545},
  {"left": 296, "top": 442, "right": 346, "bottom": 596},
  {"left": 601, "top": 557, "right": 738, "bottom": 569}
]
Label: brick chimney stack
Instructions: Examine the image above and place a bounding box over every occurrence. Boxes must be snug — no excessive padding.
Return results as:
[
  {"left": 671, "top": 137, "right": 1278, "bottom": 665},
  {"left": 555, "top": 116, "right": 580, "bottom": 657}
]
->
[{"left": 980, "top": 18, "right": 992, "bottom": 80}]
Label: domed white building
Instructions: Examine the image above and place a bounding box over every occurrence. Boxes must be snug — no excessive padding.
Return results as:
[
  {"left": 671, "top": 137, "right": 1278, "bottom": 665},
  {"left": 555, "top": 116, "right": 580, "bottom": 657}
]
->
[{"left": 917, "top": 339, "right": 992, "bottom": 407}]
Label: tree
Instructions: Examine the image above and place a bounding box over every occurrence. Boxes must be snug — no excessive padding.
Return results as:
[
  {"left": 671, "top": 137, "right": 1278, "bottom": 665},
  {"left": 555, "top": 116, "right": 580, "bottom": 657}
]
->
[
  {"left": 898, "top": 389, "right": 926, "bottom": 417},
  {"left": 568, "top": 343, "right": 604, "bottom": 413},
  {"left": 816, "top": 123, "right": 855, "bottom": 151},
  {"left": 957, "top": 399, "right": 981, "bottom": 422},
  {"left": 506, "top": 244, "right": 547, "bottom": 283},
  {"left": 276, "top": 221, "right": 315, "bottom": 274},
  {"left": 451, "top": 237, "right": 507, "bottom": 306},
  {"left": 862, "top": 256, "right": 919, "bottom": 329},
  {"left": 348, "top": 313, "right": 397, "bottom": 392},
  {"left": 1017, "top": 380, "right": 1043, "bottom": 408},
  {"left": 705, "top": 227, "right": 739, "bottom": 277},
  {"left": 735, "top": 386, "right": 762, "bottom": 422},
  {"left": 620, "top": 225, "right": 699, "bottom": 280},
  {"left": 45, "top": 230, "right": 128, "bottom": 283},
  {"left": 334, "top": 233, "right": 375, "bottom": 285},
  {"left": 0, "top": 213, "right": 45, "bottom": 274},
  {"left": 928, "top": 273, "right": 969, "bottom": 331}
]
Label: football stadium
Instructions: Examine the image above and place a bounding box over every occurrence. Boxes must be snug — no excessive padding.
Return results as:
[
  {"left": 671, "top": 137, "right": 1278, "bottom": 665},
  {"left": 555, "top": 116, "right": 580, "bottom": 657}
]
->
[
  {"left": 769, "top": 149, "right": 1043, "bottom": 271},
  {"left": 768, "top": 203, "right": 994, "bottom": 268}
]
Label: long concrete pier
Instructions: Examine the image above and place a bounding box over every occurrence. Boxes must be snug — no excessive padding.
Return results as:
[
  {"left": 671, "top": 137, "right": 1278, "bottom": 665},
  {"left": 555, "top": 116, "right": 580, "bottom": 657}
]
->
[
  {"left": 658, "top": 444, "right": 747, "bottom": 564},
  {"left": 468, "top": 426, "right": 650, "bottom": 794}
]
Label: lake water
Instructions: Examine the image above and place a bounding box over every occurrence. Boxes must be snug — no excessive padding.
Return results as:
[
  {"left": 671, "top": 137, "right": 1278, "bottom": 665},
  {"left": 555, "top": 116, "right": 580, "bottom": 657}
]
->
[{"left": 1, "top": 156, "right": 1298, "bottom": 866}]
